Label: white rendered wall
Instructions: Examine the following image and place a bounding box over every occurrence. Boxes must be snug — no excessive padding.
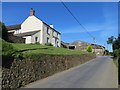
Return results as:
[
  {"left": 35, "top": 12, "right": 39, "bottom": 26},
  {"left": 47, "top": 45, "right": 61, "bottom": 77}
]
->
[
  {"left": 21, "top": 16, "right": 43, "bottom": 33},
  {"left": 31, "top": 31, "right": 41, "bottom": 44},
  {"left": 21, "top": 16, "right": 43, "bottom": 44},
  {"left": 24, "top": 36, "right": 32, "bottom": 44}
]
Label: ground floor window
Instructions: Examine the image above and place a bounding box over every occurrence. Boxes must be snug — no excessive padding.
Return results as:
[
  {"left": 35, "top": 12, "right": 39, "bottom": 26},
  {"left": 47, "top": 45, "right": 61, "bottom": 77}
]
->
[
  {"left": 47, "top": 37, "right": 49, "bottom": 43},
  {"left": 35, "top": 37, "right": 38, "bottom": 43}
]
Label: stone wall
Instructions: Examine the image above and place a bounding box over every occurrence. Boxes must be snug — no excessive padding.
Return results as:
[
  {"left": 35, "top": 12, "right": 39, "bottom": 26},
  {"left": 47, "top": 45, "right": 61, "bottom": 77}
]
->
[
  {"left": 8, "top": 32, "right": 25, "bottom": 43},
  {"left": 2, "top": 54, "right": 95, "bottom": 89}
]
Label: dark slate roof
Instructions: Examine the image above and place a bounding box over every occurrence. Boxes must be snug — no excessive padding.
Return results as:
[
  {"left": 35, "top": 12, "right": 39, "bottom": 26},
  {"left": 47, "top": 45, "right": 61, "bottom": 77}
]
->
[
  {"left": 61, "top": 41, "right": 69, "bottom": 46},
  {"left": 6, "top": 22, "right": 61, "bottom": 34},
  {"left": 43, "top": 22, "right": 61, "bottom": 34},
  {"left": 91, "top": 44, "right": 105, "bottom": 49},
  {"left": 14, "top": 30, "right": 40, "bottom": 37},
  {"left": 6, "top": 24, "right": 21, "bottom": 30}
]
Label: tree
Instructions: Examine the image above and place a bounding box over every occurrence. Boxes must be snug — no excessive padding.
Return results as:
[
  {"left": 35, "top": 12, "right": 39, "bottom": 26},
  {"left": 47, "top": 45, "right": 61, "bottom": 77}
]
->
[
  {"left": 86, "top": 45, "right": 92, "bottom": 52},
  {"left": 107, "top": 35, "right": 120, "bottom": 57},
  {"left": 107, "top": 36, "right": 115, "bottom": 44},
  {"left": 105, "top": 49, "right": 109, "bottom": 55},
  {"left": 113, "top": 39, "right": 120, "bottom": 50},
  {"left": 0, "top": 22, "right": 8, "bottom": 41},
  {"left": 107, "top": 36, "right": 116, "bottom": 51}
]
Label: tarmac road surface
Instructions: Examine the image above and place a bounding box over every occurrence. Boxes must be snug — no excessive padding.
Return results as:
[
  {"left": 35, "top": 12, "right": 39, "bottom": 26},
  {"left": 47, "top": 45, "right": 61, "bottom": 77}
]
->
[{"left": 23, "top": 56, "right": 118, "bottom": 88}]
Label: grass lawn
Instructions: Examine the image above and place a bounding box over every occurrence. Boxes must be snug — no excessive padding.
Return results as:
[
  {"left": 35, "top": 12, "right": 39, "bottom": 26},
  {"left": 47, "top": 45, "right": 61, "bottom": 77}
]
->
[
  {"left": 113, "top": 57, "right": 118, "bottom": 67},
  {"left": 12, "top": 43, "right": 91, "bottom": 56}
]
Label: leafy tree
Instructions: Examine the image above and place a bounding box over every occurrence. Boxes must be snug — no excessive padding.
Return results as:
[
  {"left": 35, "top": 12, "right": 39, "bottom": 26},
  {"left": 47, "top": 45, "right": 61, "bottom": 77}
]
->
[
  {"left": 107, "top": 35, "right": 120, "bottom": 58},
  {"left": 112, "top": 34, "right": 120, "bottom": 50},
  {"left": 0, "top": 22, "right": 8, "bottom": 41},
  {"left": 107, "top": 36, "right": 115, "bottom": 44},
  {"left": 113, "top": 49, "right": 119, "bottom": 57},
  {"left": 105, "top": 49, "right": 109, "bottom": 55},
  {"left": 113, "top": 39, "right": 120, "bottom": 50},
  {"left": 86, "top": 45, "right": 92, "bottom": 52}
]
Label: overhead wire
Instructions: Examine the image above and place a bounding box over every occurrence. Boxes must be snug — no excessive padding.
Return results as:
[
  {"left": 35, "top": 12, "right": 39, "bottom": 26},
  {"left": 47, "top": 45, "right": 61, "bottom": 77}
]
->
[{"left": 60, "top": 0, "right": 96, "bottom": 42}]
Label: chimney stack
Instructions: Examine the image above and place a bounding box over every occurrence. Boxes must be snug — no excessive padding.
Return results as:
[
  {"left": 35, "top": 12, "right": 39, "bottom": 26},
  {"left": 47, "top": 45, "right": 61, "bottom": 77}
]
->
[
  {"left": 50, "top": 24, "right": 54, "bottom": 28},
  {"left": 30, "top": 8, "right": 35, "bottom": 16}
]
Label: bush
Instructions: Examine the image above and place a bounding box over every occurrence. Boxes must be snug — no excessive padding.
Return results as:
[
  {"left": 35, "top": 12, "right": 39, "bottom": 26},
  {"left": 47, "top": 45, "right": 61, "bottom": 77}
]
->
[
  {"left": 45, "top": 43, "right": 53, "bottom": 46},
  {"left": 2, "top": 39, "right": 16, "bottom": 56},
  {"left": 2, "top": 40, "right": 24, "bottom": 68},
  {"left": 0, "top": 22, "right": 8, "bottom": 41},
  {"left": 12, "top": 52, "right": 23, "bottom": 59},
  {"left": 2, "top": 40, "right": 16, "bottom": 68},
  {"left": 113, "top": 49, "right": 118, "bottom": 57},
  {"left": 35, "top": 42, "right": 41, "bottom": 45},
  {"left": 86, "top": 45, "right": 92, "bottom": 52},
  {"left": 113, "top": 48, "right": 120, "bottom": 57},
  {"left": 2, "top": 39, "right": 23, "bottom": 59}
]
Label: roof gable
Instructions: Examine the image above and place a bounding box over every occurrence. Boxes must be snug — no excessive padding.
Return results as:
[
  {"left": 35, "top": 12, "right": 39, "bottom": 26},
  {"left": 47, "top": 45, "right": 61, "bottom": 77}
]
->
[{"left": 21, "top": 16, "right": 42, "bottom": 33}]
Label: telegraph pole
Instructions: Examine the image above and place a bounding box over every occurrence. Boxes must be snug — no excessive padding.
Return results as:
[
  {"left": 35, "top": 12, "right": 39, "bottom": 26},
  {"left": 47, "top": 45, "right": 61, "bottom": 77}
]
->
[{"left": 93, "top": 37, "right": 96, "bottom": 54}]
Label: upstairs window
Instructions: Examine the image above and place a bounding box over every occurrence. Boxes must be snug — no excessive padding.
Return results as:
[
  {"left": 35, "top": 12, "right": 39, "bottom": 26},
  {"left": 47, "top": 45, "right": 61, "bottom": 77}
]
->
[
  {"left": 57, "top": 33, "right": 59, "bottom": 38},
  {"left": 47, "top": 27, "right": 50, "bottom": 35},
  {"left": 52, "top": 31, "right": 54, "bottom": 36}
]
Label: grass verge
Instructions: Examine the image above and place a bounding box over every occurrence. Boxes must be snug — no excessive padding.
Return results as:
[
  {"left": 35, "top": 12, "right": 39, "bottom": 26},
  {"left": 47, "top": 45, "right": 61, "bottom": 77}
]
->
[{"left": 113, "top": 57, "right": 118, "bottom": 68}]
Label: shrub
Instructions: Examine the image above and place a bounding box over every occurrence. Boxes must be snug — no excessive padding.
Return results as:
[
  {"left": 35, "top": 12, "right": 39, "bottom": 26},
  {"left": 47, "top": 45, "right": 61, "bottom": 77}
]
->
[
  {"left": 12, "top": 52, "right": 23, "bottom": 59},
  {"left": 86, "top": 45, "right": 92, "bottom": 52},
  {"left": 2, "top": 39, "right": 16, "bottom": 56},
  {"left": 2, "top": 40, "right": 16, "bottom": 68},
  {"left": 35, "top": 42, "right": 41, "bottom": 45},
  {"left": 45, "top": 43, "right": 53, "bottom": 46},
  {"left": 2, "top": 39, "right": 23, "bottom": 59},
  {"left": 113, "top": 49, "right": 119, "bottom": 57},
  {"left": 113, "top": 49, "right": 118, "bottom": 57},
  {"left": 0, "top": 22, "right": 8, "bottom": 41}
]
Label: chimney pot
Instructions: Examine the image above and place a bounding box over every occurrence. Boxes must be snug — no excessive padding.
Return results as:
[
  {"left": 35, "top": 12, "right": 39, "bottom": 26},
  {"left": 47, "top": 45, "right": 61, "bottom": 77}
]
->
[
  {"left": 30, "top": 8, "right": 35, "bottom": 16},
  {"left": 50, "top": 24, "right": 54, "bottom": 28}
]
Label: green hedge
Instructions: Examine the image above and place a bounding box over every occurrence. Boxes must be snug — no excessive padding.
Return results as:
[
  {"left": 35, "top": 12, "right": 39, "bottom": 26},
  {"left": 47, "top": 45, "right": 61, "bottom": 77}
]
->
[
  {"left": 2, "top": 39, "right": 16, "bottom": 56},
  {"left": 113, "top": 49, "right": 120, "bottom": 58}
]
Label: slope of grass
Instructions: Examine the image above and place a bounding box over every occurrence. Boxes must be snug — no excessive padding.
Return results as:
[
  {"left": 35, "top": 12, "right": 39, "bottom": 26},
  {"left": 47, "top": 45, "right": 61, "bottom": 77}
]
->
[{"left": 11, "top": 43, "right": 91, "bottom": 56}]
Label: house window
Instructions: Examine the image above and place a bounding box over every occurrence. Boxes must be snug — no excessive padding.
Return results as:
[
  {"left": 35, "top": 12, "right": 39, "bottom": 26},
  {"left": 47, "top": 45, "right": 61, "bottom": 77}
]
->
[
  {"left": 35, "top": 37, "right": 38, "bottom": 43},
  {"left": 15, "top": 29, "right": 19, "bottom": 34},
  {"left": 47, "top": 27, "right": 49, "bottom": 34},
  {"left": 57, "top": 33, "right": 59, "bottom": 38},
  {"left": 47, "top": 37, "right": 49, "bottom": 43},
  {"left": 57, "top": 41, "right": 59, "bottom": 47}
]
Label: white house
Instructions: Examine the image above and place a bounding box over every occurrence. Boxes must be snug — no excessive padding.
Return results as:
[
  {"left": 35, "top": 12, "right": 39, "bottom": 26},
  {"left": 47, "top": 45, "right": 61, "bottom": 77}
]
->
[{"left": 7, "top": 8, "right": 61, "bottom": 47}]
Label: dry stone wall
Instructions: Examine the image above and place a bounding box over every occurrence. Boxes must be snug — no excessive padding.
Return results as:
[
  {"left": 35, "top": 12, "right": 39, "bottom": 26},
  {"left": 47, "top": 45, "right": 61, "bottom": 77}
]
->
[{"left": 2, "top": 54, "right": 95, "bottom": 89}]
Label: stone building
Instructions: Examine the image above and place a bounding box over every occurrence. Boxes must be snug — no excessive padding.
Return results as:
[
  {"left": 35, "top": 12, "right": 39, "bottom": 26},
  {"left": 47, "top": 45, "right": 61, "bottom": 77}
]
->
[{"left": 68, "top": 40, "right": 105, "bottom": 55}]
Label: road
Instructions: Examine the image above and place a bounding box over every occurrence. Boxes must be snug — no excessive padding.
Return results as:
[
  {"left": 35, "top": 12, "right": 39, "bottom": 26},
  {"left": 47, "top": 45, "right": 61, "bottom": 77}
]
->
[{"left": 23, "top": 56, "right": 118, "bottom": 88}]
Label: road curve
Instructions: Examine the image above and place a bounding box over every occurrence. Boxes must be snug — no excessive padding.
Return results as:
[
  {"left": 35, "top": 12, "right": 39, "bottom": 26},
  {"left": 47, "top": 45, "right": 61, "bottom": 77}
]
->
[{"left": 23, "top": 56, "right": 118, "bottom": 88}]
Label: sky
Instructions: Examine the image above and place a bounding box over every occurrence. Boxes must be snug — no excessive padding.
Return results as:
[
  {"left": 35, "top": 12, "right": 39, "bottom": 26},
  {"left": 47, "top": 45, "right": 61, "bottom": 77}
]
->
[{"left": 2, "top": 2, "right": 118, "bottom": 52}]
